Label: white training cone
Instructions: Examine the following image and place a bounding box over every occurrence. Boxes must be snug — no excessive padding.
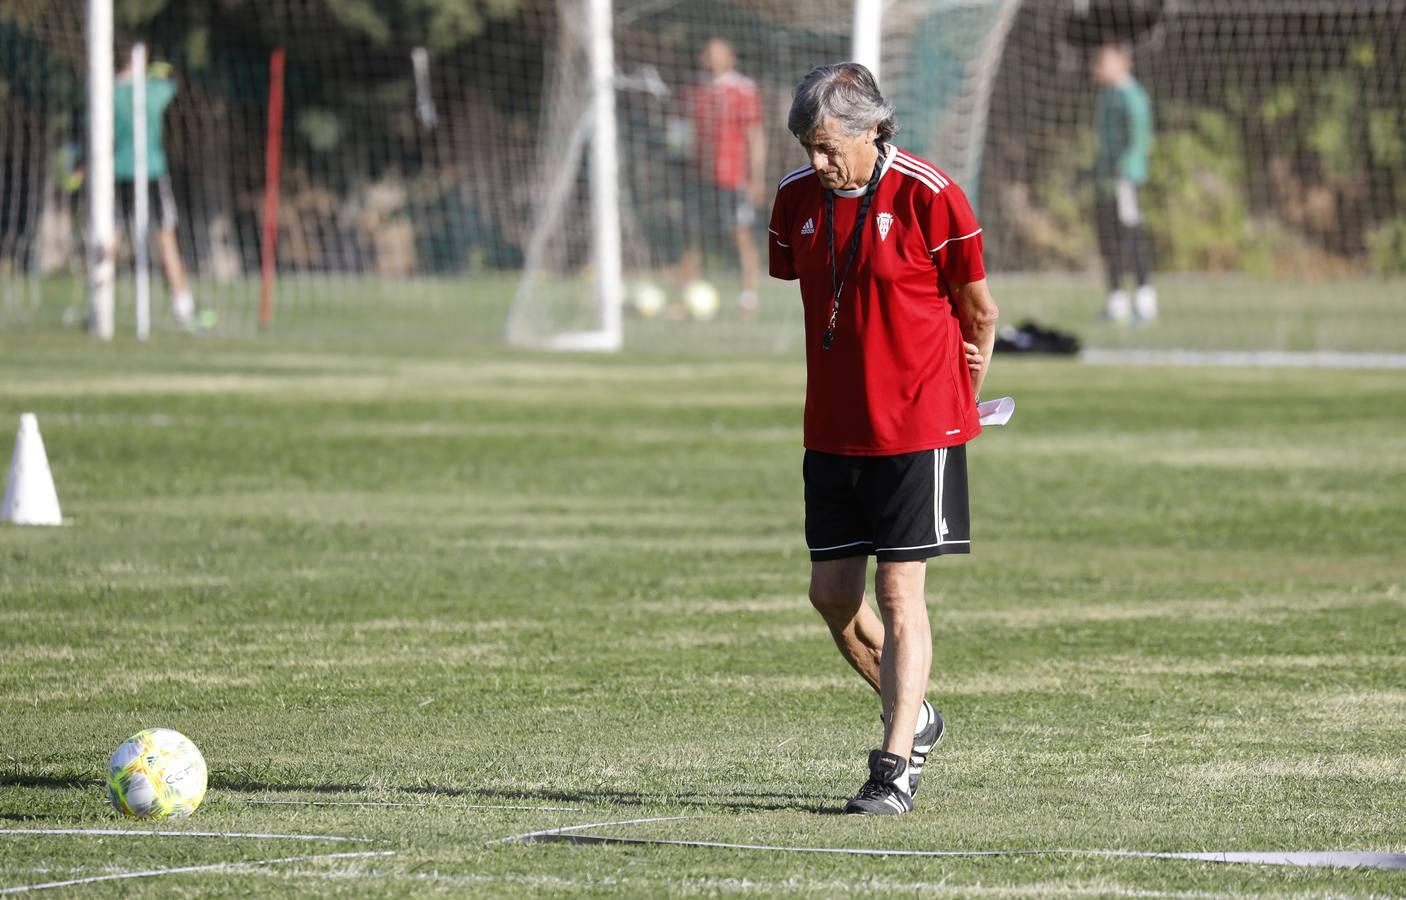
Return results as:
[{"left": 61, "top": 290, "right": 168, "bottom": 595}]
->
[{"left": 1, "top": 413, "right": 63, "bottom": 526}]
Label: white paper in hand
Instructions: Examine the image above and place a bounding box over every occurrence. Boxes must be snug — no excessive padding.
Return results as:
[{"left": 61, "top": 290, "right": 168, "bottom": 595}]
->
[{"left": 977, "top": 396, "right": 1015, "bottom": 427}]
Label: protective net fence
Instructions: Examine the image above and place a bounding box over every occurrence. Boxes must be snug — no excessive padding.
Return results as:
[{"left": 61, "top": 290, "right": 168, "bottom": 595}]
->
[{"left": 1, "top": 0, "right": 1401, "bottom": 352}]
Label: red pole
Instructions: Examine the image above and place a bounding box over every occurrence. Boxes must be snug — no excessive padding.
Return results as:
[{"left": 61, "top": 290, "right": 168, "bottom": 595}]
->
[{"left": 259, "top": 48, "right": 286, "bottom": 330}]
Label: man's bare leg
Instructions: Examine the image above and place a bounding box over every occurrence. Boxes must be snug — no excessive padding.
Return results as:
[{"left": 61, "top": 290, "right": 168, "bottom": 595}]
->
[
  {"left": 158, "top": 228, "right": 189, "bottom": 297},
  {"left": 874, "top": 560, "right": 930, "bottom": 762},
  {"left": 809, "top": 557, "right": 883, "bottom": 692},
  {"left": 733, "top": 225, "right": 760, "bottom": 315},
  {"left": 158, "top": 227, "right": 194, "bottom": 324},
  {"left": 809, "top": 557, "right": 933, "bottom": 760},
  {"left": 672, "top": 247, "right": 703, "bottom": 319}
]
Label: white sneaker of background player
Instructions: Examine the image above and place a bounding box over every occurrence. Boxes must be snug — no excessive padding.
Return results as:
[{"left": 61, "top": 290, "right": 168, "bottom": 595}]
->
[
  {"left": 1104, "top": 289, "right": 1131, "bottom": 323},
  {"left": 172, "top": 292, "right": 195, "bottom": 329},
  {"left": 1133, "top": 285, "right": 1158, "bottom": 323}
]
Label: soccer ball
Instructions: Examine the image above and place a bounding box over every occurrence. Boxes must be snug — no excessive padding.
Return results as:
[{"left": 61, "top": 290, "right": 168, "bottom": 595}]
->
[
  {"left": 107, "top": 728, "right": 208, "bottom": 820},
  {"left": 683, "top": 280, "right": 720, "bottom": 321},
  {"left": 633, "top": 281, "right": 667, "bottom": 319}
]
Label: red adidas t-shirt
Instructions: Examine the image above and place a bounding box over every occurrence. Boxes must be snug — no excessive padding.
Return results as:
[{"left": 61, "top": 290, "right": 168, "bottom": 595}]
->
[
  {"left": 690, "top": 72, "right": 763, "bottom": 190},
  {"left": 768, "top": 145, "right": 986, "bottom": 455}
]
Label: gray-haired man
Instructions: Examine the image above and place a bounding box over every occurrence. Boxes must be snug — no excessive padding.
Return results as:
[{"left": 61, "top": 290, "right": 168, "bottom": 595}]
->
[{"left": 768, "top": 63, "right": 999, "bottom": 814}]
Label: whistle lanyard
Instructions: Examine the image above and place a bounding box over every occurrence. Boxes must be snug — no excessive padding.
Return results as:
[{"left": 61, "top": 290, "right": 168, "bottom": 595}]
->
[{"left": 821, "top": 151, "right": 884, "bottom": 351}]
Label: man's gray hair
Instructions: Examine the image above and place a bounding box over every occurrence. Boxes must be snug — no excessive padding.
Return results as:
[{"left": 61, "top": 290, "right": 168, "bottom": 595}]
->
[{"left": 787, "top": 62, "right": 898, "bottom": 143}]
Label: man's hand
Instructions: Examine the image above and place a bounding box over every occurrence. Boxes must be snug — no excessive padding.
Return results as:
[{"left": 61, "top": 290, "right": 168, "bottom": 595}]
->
[
  {"left": 951, "top": 278, "right": 999, "bottom": 399},
  {"left": 964, "top": 341, "right": 983, "bottom": 382}
]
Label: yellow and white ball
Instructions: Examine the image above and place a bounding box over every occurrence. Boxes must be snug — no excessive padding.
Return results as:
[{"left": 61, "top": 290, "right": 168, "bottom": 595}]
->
[
  {"left": 683, "top": 280, "right": 720, "bottom": 321},
  {"left": 633, "top": 282, "right": 667, "bottom": 319},
  {"left": 107, "top": 728, "right": 208, "bottom": 820}
]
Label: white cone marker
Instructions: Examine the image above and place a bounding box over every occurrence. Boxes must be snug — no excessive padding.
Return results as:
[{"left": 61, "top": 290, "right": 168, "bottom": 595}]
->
[{"left": 1, "top": 413, "right": 64, "bottom": 526}]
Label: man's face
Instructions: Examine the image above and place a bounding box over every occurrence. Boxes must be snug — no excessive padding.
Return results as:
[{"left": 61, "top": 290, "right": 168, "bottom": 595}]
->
[
  {"left": 1092, "top": 46, "right": 1127, "bottom": 85},
  {"left": 700, "top": 40, "right": 733, "bottom": 77},
  {"left": 799, "top": 118, "right": 878, "bottom": 191}
]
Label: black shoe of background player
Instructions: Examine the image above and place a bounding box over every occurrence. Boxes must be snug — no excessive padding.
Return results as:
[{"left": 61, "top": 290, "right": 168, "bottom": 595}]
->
[{"left": 843, "top": 750, "right": 913, "bottom": 815}]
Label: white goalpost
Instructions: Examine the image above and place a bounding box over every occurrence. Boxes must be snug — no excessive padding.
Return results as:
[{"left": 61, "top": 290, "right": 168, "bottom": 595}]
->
[
  {"left": 86, "top": 0, "right": 115, "bottom": 341},
  {"left": 132, "top": 43, "right": 151, "bottom": 341},
  {"left": 852, "top": 0, "right": 883, "bottom": 80},
  {"left": 554, "top": 0, "right": 625, "bottom": 352}
]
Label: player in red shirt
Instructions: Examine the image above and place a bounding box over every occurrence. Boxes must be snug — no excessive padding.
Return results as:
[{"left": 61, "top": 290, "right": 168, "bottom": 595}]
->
[
  {"left": 770, "top": 63, "right": 999, "bottom": 814},
  {"left": 679, "top": 38, "right": 766, "bottom": 317}
]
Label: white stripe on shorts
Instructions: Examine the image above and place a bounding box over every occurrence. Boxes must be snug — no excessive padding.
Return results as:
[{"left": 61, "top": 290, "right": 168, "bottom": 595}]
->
[
  {"left": 808, "top": 539, "right": 873, "bottom": 553},
  {"left": 873, "top": 540, "right": 969, "bottom": 552},
  {"left": 933, "top": 447, "right": 946, "bottom": 547}
]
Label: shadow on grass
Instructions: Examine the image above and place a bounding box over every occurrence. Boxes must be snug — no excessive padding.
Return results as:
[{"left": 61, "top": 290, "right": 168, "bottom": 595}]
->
[
  {"left": 0, "top": 773, "right": 102, "bottom": 790},
  {"left": 0, "top": 772, "right": 831, "bottom": 814},
  {"left": 0, "top": 812, "right": 60, "bottom": 821}
]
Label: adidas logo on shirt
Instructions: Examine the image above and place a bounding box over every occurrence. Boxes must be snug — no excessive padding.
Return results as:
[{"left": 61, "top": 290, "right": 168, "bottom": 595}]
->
[{"left": 800, "top": 217, "right": 815, "bottom": 235}]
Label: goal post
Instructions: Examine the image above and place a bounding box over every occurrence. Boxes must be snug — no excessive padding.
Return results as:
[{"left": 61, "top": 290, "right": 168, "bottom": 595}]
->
[
  {"left": 511, "top": 0, "right": 624, "bottom": 352},
  {"left": 132, "top": 42, "right": 150, "bottom": 341},
  {"left": 86, "top": 0, "right": 115, "bottom": 340},
  {"left": 852, "top": 0, "right": 883, "bottom": 80}
]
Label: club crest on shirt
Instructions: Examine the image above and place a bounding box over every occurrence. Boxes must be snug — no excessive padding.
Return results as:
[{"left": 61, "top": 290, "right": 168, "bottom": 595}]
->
[{"left": 876, "top": 212, "right": 894, "bottom": 242}]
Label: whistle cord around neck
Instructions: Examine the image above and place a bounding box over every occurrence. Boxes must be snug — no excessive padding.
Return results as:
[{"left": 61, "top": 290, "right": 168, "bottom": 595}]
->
[{"left": 822, "top": 147, "right": 885, "bottom": 352}]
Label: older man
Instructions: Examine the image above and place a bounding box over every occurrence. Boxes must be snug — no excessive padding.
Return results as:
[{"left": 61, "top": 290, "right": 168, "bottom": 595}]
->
[{"left": 768, "top": 63, "right": 998, "bottom": 814}]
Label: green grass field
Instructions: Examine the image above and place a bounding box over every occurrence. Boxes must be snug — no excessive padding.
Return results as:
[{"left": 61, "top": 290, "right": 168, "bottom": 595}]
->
[
  {"left": 5, "top": 271, "right": 1405, "bottom": 354},
  {"left": 2, "top": 324, "right": 1404, "bottom": 896}
]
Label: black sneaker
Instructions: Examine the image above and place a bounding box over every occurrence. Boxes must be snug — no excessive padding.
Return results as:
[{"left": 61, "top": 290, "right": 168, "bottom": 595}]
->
[
  {"left": 909, "top": 699, "right": 944, "bottom": 797},
  {"left": 843, "top": 750, "right": 913, "bottom": 815}
]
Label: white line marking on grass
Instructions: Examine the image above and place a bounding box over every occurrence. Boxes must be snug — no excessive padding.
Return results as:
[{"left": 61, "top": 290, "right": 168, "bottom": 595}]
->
[
  {"left": 0, "top": 828, "right": 372, "bottom": 843},
  {"left": 1082, "top": 349, "right": 1406, "bottom": 369},
  {"left": 0, "top": 850, "right": 394, "bottom": 894},
  {"left": 485, "top": 816, "right": 697, "bottom": 846},
  {"left": 246, "top": 799, "right": 584, "bottom": 812},
  {"left": 493, "top": 818, "right": 1406, "bottom": 872}
]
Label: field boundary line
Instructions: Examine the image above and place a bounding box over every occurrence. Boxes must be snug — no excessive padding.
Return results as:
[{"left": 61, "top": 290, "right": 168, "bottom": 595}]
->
[
  {"left": 1082, "top": 349, "right": 1406, "bottom": 369},
  {"left": 0, "top": 850, "right": 394, "bottom": 894},
  {"left": 485, "top": 816, "right": 698, "bottom": 845},
  {"left": 245, "top": 798, "right": 584, "bottom": 811},
  {"left": 0, "top": 828, "right": 372, "bottom": 843},
  {"left": 493, "top": 817, "right": 1406, "bottom": 871}
]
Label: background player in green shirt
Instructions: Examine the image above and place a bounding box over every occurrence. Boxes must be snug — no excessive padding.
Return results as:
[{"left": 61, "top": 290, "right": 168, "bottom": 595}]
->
[
  {"left": 1092, "top": 43, "right": 1155, "bottom": 324},
  {"left": 115, "top": 47, "right": 196, "bottom": 329}
]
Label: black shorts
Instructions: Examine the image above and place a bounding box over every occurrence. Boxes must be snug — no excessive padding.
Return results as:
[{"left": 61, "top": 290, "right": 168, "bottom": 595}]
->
[
  {"left": 118, "top": 173, "right": 179, "bottom": 233},
  {"left": 804, "top": 446, "right": 971, "bottom": 563},
  {"left": 682, "top": 173, "right": 755, "bottom": 253}
]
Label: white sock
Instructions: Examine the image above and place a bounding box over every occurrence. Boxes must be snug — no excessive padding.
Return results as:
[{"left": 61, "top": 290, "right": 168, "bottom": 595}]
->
[
  {"left": 889, "top": 756, "right": 913, "bottom": 796},
  {"left": 1105, "top": 289, "right": 1131, "bottom": 321},
  {"left": 913, "top": 699, "right": 932, "bottom": 735},
  {"left": 1134, "top": 285, "right": 1158, "bottom": 320},
  {"left": 172, "top": 291, "right": 195, "bottom": 319}
]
